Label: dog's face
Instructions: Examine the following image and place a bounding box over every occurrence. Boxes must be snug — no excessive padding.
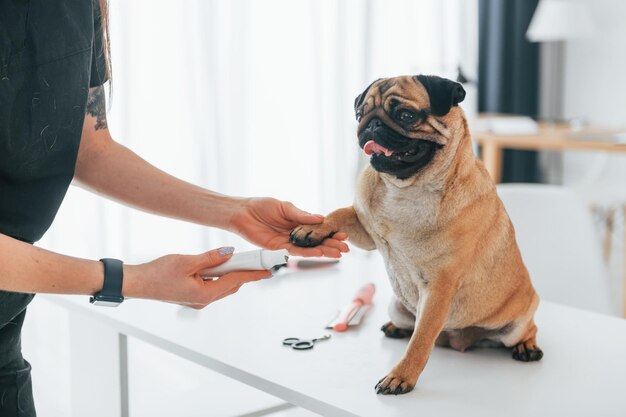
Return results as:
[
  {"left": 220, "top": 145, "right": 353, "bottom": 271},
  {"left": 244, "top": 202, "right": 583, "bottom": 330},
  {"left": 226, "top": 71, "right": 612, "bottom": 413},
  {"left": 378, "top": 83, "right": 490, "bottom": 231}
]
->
[{"left": 354, "top": 75, "right": 466, "bottom": 180}]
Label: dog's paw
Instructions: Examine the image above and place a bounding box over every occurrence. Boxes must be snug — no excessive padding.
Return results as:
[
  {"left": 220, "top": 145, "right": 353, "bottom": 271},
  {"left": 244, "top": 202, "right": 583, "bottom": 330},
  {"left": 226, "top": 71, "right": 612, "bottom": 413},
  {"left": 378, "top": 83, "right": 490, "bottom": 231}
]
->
[
  {"left": 375, "top": 371, "right": 416, "bottom": 395},
  {"left": 289, "top": 224, "right": 336, "bottom": 247},
  {"left": 511, "top": 341, "right": 543, "bottom": 362},
  {"left": 381, "top": 322, "right": 413, "bottom": 339}
]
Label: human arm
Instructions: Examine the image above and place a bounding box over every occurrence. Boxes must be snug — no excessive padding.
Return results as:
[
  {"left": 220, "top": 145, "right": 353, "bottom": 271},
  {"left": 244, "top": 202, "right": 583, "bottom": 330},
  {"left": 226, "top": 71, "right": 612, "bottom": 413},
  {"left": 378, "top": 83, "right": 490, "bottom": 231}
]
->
[
  {"left": 74, "top": 86, "right": 349, "bottom": 257},
  {"left": 0, "top": 234, "right": 268, "bottom": 308}
]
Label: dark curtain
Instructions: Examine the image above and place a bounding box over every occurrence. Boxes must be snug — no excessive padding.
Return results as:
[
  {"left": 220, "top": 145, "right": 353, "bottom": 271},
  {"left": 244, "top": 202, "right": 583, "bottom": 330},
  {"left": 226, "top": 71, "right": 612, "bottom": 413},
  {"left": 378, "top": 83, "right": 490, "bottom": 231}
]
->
[{"left": 478, "top": 0, "right": 541, "bottom": 183}]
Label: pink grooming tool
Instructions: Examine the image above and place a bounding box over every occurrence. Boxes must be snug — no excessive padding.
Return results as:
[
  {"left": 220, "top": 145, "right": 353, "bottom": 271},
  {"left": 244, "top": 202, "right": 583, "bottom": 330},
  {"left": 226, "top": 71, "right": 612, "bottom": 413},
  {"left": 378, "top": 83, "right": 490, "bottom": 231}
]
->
[{"left": 327, "top": 283, "right": 376, "bottom": 332}]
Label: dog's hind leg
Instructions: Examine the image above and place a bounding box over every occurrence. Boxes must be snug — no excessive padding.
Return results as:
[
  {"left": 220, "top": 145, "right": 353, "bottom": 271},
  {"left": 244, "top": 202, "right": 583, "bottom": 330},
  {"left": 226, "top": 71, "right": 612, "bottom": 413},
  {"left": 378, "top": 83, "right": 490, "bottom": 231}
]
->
[
  {"left": 381, "top": 297, "right": 415, "bottom": 339},
  {"left": 511, "top": 320, "right": 543, "bottom": 362},
  {"left": 496, "top": 299, "right": 544, "bottom": 362}
]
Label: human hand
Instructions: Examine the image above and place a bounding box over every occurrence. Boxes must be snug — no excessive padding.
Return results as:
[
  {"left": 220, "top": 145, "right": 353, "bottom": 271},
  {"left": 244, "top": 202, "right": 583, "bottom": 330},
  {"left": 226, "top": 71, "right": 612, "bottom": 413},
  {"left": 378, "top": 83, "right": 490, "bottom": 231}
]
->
[
  {"left": 123, "top": 247, "right": 271, "bottom": 309},
  {"left": 229, "top": 197, "right": 349, "bottom": 258}
]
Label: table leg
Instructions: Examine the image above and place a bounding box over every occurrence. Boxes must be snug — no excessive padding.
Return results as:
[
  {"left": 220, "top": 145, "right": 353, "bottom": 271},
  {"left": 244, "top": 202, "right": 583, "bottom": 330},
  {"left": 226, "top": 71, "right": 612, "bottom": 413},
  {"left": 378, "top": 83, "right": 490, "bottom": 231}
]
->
[
  {"left": 480, "top": 142, "right": 502, "bottom": 183},
  {"left": 623, "top": 205, "right": 626, "bottom": 318},
  {"left": 602, "top": 206, "right": 616, "bottom": 264},
  {"left": 69, "top": 312, "right": 129, "bottom": 417}
]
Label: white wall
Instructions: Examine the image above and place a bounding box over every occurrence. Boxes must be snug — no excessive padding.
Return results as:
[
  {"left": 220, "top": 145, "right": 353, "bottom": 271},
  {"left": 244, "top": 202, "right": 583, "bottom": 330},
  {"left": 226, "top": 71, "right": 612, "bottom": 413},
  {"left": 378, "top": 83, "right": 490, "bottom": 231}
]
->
[
  {"left": 563, "top": 0, "right": 626, "bottom": 127},
  {"left": 561, "top": 0, "right": 626, "bottom": 313},
  {"left": 562, "top": 0, "right": 626, "bottom": 190}
]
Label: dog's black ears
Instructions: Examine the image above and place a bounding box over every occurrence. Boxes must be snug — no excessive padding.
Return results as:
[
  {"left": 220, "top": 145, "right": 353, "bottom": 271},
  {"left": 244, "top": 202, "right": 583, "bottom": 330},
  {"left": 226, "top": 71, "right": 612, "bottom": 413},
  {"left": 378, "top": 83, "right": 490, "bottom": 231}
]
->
[
  {"left": 415, "top": 75, "right": 465, "bottom": 117},
  {"left": 354, "top": 79, "right": 381, "bottom": 116}
]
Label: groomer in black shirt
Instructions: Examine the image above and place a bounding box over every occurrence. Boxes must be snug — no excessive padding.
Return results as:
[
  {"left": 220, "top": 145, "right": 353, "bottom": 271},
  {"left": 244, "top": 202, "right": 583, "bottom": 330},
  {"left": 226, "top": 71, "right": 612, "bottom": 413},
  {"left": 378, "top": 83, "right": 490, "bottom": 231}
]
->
[{"left": 0, "top": 1, "right": 348, "bottom": 414}]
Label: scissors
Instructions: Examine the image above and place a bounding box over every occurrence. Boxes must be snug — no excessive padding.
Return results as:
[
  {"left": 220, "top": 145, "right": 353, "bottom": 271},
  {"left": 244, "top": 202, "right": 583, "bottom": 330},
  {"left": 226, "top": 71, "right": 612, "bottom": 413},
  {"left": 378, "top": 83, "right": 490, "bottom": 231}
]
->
[{"left": 282, "top": 334, "right": 331, "bottom": 350}]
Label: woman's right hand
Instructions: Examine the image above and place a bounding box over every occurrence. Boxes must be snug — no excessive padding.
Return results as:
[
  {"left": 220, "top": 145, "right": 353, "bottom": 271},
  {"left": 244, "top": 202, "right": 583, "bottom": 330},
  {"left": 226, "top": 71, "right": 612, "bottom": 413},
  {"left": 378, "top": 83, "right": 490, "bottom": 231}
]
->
[{"left": 122, "top": 247, "right": 270, "bottom": 309}]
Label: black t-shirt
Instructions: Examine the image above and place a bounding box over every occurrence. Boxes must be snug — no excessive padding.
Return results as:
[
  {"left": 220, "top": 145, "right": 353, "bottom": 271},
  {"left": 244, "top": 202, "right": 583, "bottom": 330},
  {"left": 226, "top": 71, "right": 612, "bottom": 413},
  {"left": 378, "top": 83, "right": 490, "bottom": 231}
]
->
[{"left": 0, "top": 0, "right": 108, "bottom": 244}]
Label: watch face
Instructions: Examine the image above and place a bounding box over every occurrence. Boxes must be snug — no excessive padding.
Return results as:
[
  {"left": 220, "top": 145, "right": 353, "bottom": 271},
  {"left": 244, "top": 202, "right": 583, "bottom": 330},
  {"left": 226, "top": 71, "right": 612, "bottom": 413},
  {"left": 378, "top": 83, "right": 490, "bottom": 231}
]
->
[{"left": 89, "top": 295, "right": 124, "bottom": 307}]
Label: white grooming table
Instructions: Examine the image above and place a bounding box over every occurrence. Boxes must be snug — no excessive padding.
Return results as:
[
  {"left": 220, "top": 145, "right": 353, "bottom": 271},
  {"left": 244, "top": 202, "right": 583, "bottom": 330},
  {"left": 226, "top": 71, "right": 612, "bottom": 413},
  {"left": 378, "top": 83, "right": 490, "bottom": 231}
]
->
[{"left": 46, "top": 250, "right": 626, "bottom": 417}]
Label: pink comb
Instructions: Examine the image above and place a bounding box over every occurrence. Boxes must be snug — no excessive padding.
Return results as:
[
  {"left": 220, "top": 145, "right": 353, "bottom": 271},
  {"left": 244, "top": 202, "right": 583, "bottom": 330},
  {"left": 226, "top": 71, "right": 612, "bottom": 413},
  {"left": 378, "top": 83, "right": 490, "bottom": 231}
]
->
[{"left": 327, "top": 283, "right": 376, "bottom": 332}]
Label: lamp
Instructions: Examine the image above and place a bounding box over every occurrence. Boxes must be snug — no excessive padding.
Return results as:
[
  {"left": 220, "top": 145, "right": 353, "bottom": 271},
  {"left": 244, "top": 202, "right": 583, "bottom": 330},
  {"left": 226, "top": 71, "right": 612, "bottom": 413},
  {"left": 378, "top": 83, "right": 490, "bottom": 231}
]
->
[
  {"left": 527, "top": 0, "right": 593, "bottom": 42},
  {"left": 526, "top": 0, "right": 594, "bottom": 121}
]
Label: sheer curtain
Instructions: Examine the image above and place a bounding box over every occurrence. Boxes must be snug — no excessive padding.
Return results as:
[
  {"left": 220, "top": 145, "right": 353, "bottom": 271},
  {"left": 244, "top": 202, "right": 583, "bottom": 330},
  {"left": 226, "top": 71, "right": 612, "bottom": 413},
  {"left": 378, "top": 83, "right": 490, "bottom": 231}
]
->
[
  {"left": 40, "top": 0, "right": 478, "bottom": 263},
  {"left": 26, "top": 1, "right": 477, "bottom": 415}
]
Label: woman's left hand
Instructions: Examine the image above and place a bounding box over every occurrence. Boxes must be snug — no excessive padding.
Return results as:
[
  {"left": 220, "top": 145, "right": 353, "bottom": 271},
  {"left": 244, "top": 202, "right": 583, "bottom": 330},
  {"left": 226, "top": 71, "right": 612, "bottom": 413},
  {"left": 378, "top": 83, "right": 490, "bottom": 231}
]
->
[{"left": 229, "top": 197, "right": 349, "bottom": 258}]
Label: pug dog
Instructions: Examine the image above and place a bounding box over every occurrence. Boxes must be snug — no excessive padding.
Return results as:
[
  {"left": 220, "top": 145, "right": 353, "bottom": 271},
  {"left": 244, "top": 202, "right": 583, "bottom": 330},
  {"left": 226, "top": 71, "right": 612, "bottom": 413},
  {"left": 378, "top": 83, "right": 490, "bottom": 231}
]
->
[{"left": 290, "top": 75, "right": 543, "bottom": 395}]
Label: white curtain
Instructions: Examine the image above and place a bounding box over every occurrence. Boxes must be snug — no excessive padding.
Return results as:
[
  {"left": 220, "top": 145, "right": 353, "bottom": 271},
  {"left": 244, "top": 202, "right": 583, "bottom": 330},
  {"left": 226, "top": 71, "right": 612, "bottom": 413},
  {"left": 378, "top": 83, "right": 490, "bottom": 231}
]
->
[
  {"left": 39, "top": 0, "right": 478, "bottom": 262},
  {"left": 26, "top": 1, "right": 477, "bottom": 415}
]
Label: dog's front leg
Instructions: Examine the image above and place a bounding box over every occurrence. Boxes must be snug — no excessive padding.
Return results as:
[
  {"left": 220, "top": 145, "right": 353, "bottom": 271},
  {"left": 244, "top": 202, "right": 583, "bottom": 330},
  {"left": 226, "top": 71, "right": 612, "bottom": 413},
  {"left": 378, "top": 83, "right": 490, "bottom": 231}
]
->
[
  {"left": 376, "top": 279, "right": 457, "bottom": 395},
  {"left": 290, "top": 206, "right": 376, "bottom": 250}
]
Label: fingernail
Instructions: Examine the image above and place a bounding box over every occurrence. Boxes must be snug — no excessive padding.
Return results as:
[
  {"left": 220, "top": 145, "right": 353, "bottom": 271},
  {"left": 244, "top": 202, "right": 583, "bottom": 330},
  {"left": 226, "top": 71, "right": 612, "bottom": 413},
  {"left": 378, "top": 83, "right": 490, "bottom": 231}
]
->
[{"left": 219, "top": 246, "right": 235, "bottom": 256}]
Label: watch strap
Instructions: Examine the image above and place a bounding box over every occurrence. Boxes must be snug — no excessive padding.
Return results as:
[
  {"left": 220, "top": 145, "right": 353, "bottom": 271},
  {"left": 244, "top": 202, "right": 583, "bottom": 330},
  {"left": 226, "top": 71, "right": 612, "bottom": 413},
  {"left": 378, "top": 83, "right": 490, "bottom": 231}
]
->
[{"left": 97, "top": 258, "right": 124, "bottom": 300}]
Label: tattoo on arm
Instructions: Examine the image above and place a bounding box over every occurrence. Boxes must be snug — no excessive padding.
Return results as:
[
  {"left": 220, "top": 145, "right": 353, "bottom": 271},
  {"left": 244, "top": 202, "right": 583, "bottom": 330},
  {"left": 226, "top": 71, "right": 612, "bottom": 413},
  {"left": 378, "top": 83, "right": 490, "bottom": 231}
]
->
[{"left": 86, "top": 86, "right": 108, "bottom": 130}]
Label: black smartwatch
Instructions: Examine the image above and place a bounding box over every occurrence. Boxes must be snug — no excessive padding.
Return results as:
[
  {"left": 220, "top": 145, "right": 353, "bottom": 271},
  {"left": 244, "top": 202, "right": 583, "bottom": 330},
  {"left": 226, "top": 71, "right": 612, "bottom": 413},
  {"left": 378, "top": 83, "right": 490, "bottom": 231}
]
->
[{"left": 90, "top": 258, "right": 124, "bottom": 307}]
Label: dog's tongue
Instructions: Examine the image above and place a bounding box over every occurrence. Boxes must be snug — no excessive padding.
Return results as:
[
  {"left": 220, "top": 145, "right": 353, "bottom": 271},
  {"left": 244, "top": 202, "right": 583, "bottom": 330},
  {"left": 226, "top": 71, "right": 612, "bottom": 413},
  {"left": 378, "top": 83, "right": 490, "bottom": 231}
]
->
[{"left": 363, "top": 140, "right": 394, "bottom": 157}]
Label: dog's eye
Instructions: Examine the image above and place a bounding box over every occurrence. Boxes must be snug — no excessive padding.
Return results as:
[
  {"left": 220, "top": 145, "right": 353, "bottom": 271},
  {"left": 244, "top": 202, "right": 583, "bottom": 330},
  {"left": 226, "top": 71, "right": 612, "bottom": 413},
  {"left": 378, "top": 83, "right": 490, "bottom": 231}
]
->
[
  {"left": 398, "top": 110, "right": 415, "bottom": 122},
  {"left": 356, "top": 111, "right": 363, "bottom": 122}
]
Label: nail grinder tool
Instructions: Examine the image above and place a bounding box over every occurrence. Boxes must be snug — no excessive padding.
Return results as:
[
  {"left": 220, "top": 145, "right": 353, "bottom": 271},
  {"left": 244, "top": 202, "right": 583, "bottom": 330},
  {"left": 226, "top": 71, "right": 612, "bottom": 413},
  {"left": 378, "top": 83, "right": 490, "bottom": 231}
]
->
[{"left": 199, "top": 249, "right": 289, "bottom": 277}]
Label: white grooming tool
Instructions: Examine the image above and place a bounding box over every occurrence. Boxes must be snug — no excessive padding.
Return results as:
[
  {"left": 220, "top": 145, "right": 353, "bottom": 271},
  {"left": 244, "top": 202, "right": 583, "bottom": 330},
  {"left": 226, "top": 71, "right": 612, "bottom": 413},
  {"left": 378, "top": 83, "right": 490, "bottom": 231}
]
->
[{"left": 199, "top": 249, "right": 289, "bottom": 278}]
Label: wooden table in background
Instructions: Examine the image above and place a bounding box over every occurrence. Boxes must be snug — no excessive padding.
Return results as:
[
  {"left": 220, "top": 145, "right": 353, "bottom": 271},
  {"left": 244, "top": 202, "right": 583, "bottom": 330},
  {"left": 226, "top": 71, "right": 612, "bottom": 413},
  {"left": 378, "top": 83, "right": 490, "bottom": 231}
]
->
[{"left": 472, "top": 121, "right": 626, "bottom": 184}]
